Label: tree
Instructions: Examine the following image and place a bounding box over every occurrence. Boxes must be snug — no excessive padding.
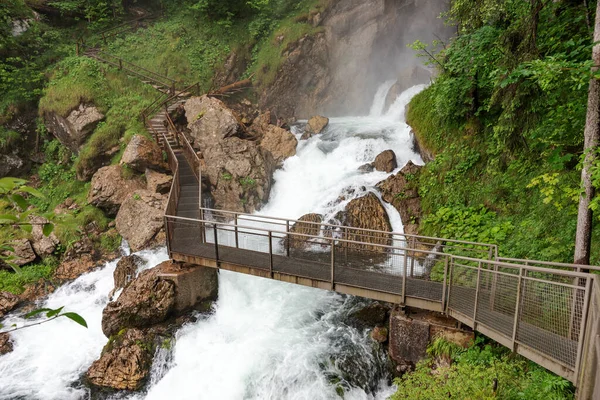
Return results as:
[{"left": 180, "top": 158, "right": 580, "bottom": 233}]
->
[{"left": 574, "top": 0, "right": 600, "bottom": 266}]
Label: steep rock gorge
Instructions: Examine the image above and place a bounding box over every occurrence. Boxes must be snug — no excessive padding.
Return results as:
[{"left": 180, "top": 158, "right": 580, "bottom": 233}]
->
[{"left": 260, "top": 0, "right": 452, "bottom": 118}]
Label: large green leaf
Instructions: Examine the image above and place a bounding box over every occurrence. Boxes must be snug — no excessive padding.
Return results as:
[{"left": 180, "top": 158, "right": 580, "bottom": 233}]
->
[
  {"left": 0, "top": 214, "right": 18, "bottom": 224},
  {"left": 24, "top": 308, "right": 53, "bottom": 319},
  {"left": 10, "top": 193, "right": 29, "bottom": 211},
  {"left": 46, "top": 307, "right": 64, "bottom": 318},
  {"left": 42, "top": 223, "right": 54, "bottom": 237},
  {"left": 0, "top": 177, "right": 27, "bottom": 193},
  {"left": 18, "top": 186, "right": 44, "bottom": 198},
  {"left": 60, "top": 312, "right": 88, "bottom": 328}
]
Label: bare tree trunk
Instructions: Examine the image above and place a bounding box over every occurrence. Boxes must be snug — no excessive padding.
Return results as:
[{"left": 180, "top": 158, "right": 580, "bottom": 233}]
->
[{"left": 574, "top": 0, "right": 600, "bottom": 265}]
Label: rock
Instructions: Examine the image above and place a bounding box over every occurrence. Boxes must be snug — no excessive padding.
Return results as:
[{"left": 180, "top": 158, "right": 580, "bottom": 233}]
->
[
  {"left": 430, "top": 325, "right": 474, "bottom": 349},
  {"left": 76, "top": 144, "right": 121, "bottom": 181},
  {"left": 86, "top": 328, "right": 154, "bottom": 391},
  {"left": 185, "top": 97, "right": 275, "bottom": 213},
  {"left": 358, "top": 163, "right": 374, "bottom": 173},
  {"left": 0, "top": 154, "right": 28, "bottom": 178},
  {"left": 339, "top": 193, "right": 392, "bottom": 251},
  {"left": 120, "top": 135, "right": 168, "bottom": 173},
  {"left": 252, "top": 112, "right": 297, "bottom": 164},
  {"left": 373, "top": 150, "right": 397, "bottom": 173},
  {"left": 43, "top": 104, "right": 104, "bottom": 153},
  {"left": 389, "top": 308, "right": 429, "bottom": 370},
  {"left": 55, "top": 255, "right": 96, "bottom": 281},
  {"left": 350, "top": 301, "right": 389, "bottom": 328},
  {"left": 376, "top": 161, "right": 423, "bottom": 229},
  {"left": 158, "top": 263, "right": 219, "bottom": 313},
  {"left": 301, "top": 115, "right": 329, "bottom": 139},
  {"left": 3, "top": 239, "right": 36, "bottom": 267},
  {"left": 145, "top": 169, "right": 173, "bottom": 194},
  {"left": 286, "top": 213, "right": 323, "bottom": 250},
  {"left": 0, "top": 333, "right": 13, "bottom": 355},
  {"left": 0, "top": 291, "right": 20, "bottom": 318},
  {"left": 115, "top": 190, "right": 167, "bottom": 252},
  {"left": 383, "top": 67, "right": 432, "bottom": 113},
  {"left": 109, "top": 255, "right": 143, "bottom": 300},
  {"left": 29, "top": 216, "right": 60, "bottom": 257},
  {"left": 88, "top": 165, "right": 146, "bottom": 216},
  {"left": 19, "top": 279, "right": 55, "bottom": 303},
  {"left": 185, "top": 95, "right": 241, "bottom": 142},
  {"left": 101, "top": 261, "right": 177, "bottom": 337},
  {"left": 371, "top": 326, "right": 388, "bottom": 343}
]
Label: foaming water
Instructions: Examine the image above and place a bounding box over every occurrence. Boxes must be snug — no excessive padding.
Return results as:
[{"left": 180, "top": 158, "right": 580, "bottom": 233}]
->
[
  {"left": 0, "top": 247, "right": 168, "bottom": 400},
  {"left": 0, "top": 83, "right": 425, "bottom": 400}
]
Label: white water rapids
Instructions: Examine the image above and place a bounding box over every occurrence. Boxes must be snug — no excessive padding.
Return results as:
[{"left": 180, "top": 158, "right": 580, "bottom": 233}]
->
[{"left": 0, "top": 84, "right": 425, "bottom": 400}]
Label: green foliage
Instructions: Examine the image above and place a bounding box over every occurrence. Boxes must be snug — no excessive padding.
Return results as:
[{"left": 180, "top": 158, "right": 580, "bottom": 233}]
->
[
  {"left": 0, "top": 304, "right": 88, "bottom": 332},
  {"left": 408, "top": 0, "right": 595, "bottom": 263},
  {"left": 0, "top": 256, "right": 58, "bottom": 294},
  {"left": 391, "top": 336, "right": 574, "bottom": 400},
  {"left": 239, "top": 176, "right": 256, "bottom": 187}
]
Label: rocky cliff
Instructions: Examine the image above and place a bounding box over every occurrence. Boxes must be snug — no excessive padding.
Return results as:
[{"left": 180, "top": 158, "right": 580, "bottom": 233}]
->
[{"left": 260, "top": 0, "right": 452, "bottom": 118}]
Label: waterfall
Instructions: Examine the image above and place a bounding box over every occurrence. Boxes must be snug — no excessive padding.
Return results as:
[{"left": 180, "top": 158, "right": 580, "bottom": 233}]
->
[{"left": 0, "top": 83, "right": 426, "bottom": 400}]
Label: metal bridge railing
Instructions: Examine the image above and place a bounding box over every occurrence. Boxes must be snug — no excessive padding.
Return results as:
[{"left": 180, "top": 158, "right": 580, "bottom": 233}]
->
[{"left": 163, "top": 213, "right": 596, "bottom": 385}]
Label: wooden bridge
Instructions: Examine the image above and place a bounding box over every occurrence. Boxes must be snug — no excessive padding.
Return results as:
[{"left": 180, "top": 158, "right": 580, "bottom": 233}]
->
[{"left": 81, "top": 16, "right": 600, "bottom": 398}]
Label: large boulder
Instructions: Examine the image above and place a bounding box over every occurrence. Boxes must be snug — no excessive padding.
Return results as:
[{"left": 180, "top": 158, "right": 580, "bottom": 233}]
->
[
  {"left": 29, "top": 215, "right": 60, "bottom": 257},
  {"left": 301, "top": 115, "right": 329, "bottom": 140},
  {"left": 339, "top": 193, "right": 392, "bottom": 251},
  {"left": 43, "top": 104, "right": 104, "bottom": 153},
  {"left": 252, "top": 112, "right": 297, "bottom": 164},
  {"left": 0, "top": 333, "right": 12, "bottom": 355},
  {"left": 376, "top": 160, "right": 422, "bottom": 231},
  {"left": 88, "top": 165, "right": 145, "bottom": 216},
  {"left": 185, "top": 95, "right": 241, "bottom": 142},
  {"left": 101, "top": 261, "right": 177, "bottom": 337},
  {"left": 0, "top": 291, "right": 20, "bottom": 318},
  {"left": 115, "top": 190, "right": 167, "bottom": 252},
  {"left": 120, "top": 135, "right": 168, "bottom": 173},
  {"left": 373, "top": 150, "right": 397, "bottom": 173},
  {"left": 145, "top": 169, "right": 172, "bottom": 194},
  {"left": 287, "top": 213, "right": 323, "bottom": 250},
  {"left": 2, "top": 239, "right": 36, "bottom": 267},
  {"left": 108, "top": 255, "right": 143, "bottom": 300},
  {"left": 86, "top": 328, "right": 154, "bottom": 391}
]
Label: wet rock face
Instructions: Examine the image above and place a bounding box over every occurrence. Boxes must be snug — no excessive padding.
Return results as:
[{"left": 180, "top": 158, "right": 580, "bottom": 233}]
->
[
  {"left": 113, "top": 255, "right": 143, "bottom": 293},
  {"left": 0, "top": 333, "right": 13, "bottom": 355},
  {"left": 101, "top": 261, "right": 177, "bottom": 337},
  {"left": 376, "top": 160, "right": 422, "bottom": 232},
  {"left": 120, "top": 134, "right": 168, "bottom": 173},
  {"left": 86, "top": 328, "right": 154, "bottom": 391},
  {"left": 301, "top": 115, "right": 329, "bottom": 139},
  {"left": 260, "top": 0, "right": 451, "bottom": 119},
  {"left": 185, "top": 96, "right": 275, "bottom": 213},
  {"left": 115, "top": 190, "right": 167, "bottom": 252},
  {"left": 339, "top": 193, "right": 392, "bottom": 251},
  {"left": 88, "top": 165, "right": 146, "bottom": 217},
  {"left": 287, "top": 213, "right": 324, "bottom": 250},
  {"left": 373, "top": 150, "right": 397, "bottom": 173},
  {"left": 349, "top": 301, "right": 389, "bottom": 329},
  {"left": 0, "top": 292, "right": 20, "bottom": 318},
  {"left": 43, "top": 104, "right": 104, "bottom": 153},
  {"left": 54, "top": 238, "right": 100, "bottom": 281}
]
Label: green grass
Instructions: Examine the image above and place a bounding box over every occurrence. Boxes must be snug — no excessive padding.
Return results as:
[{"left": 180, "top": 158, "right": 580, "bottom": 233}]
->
[{"left": 0, "top": 256, "right": 58, "bottom": 294}]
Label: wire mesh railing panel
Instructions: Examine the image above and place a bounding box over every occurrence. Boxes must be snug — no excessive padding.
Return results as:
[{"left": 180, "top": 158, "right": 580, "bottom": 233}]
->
[
  {"left": 516, "top": 277, "right": 585, "bottom": 368},
  {"left": 448, "top": 263, "right": 478, "bottom": 318},
  {"left": 475, "top": 270, "right": 519, "bottom": 338}
]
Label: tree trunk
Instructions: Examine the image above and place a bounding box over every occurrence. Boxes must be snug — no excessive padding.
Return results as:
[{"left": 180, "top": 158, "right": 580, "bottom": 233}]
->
[{"left": 574, "top": 0, "right": 600, "bottom": 265}]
